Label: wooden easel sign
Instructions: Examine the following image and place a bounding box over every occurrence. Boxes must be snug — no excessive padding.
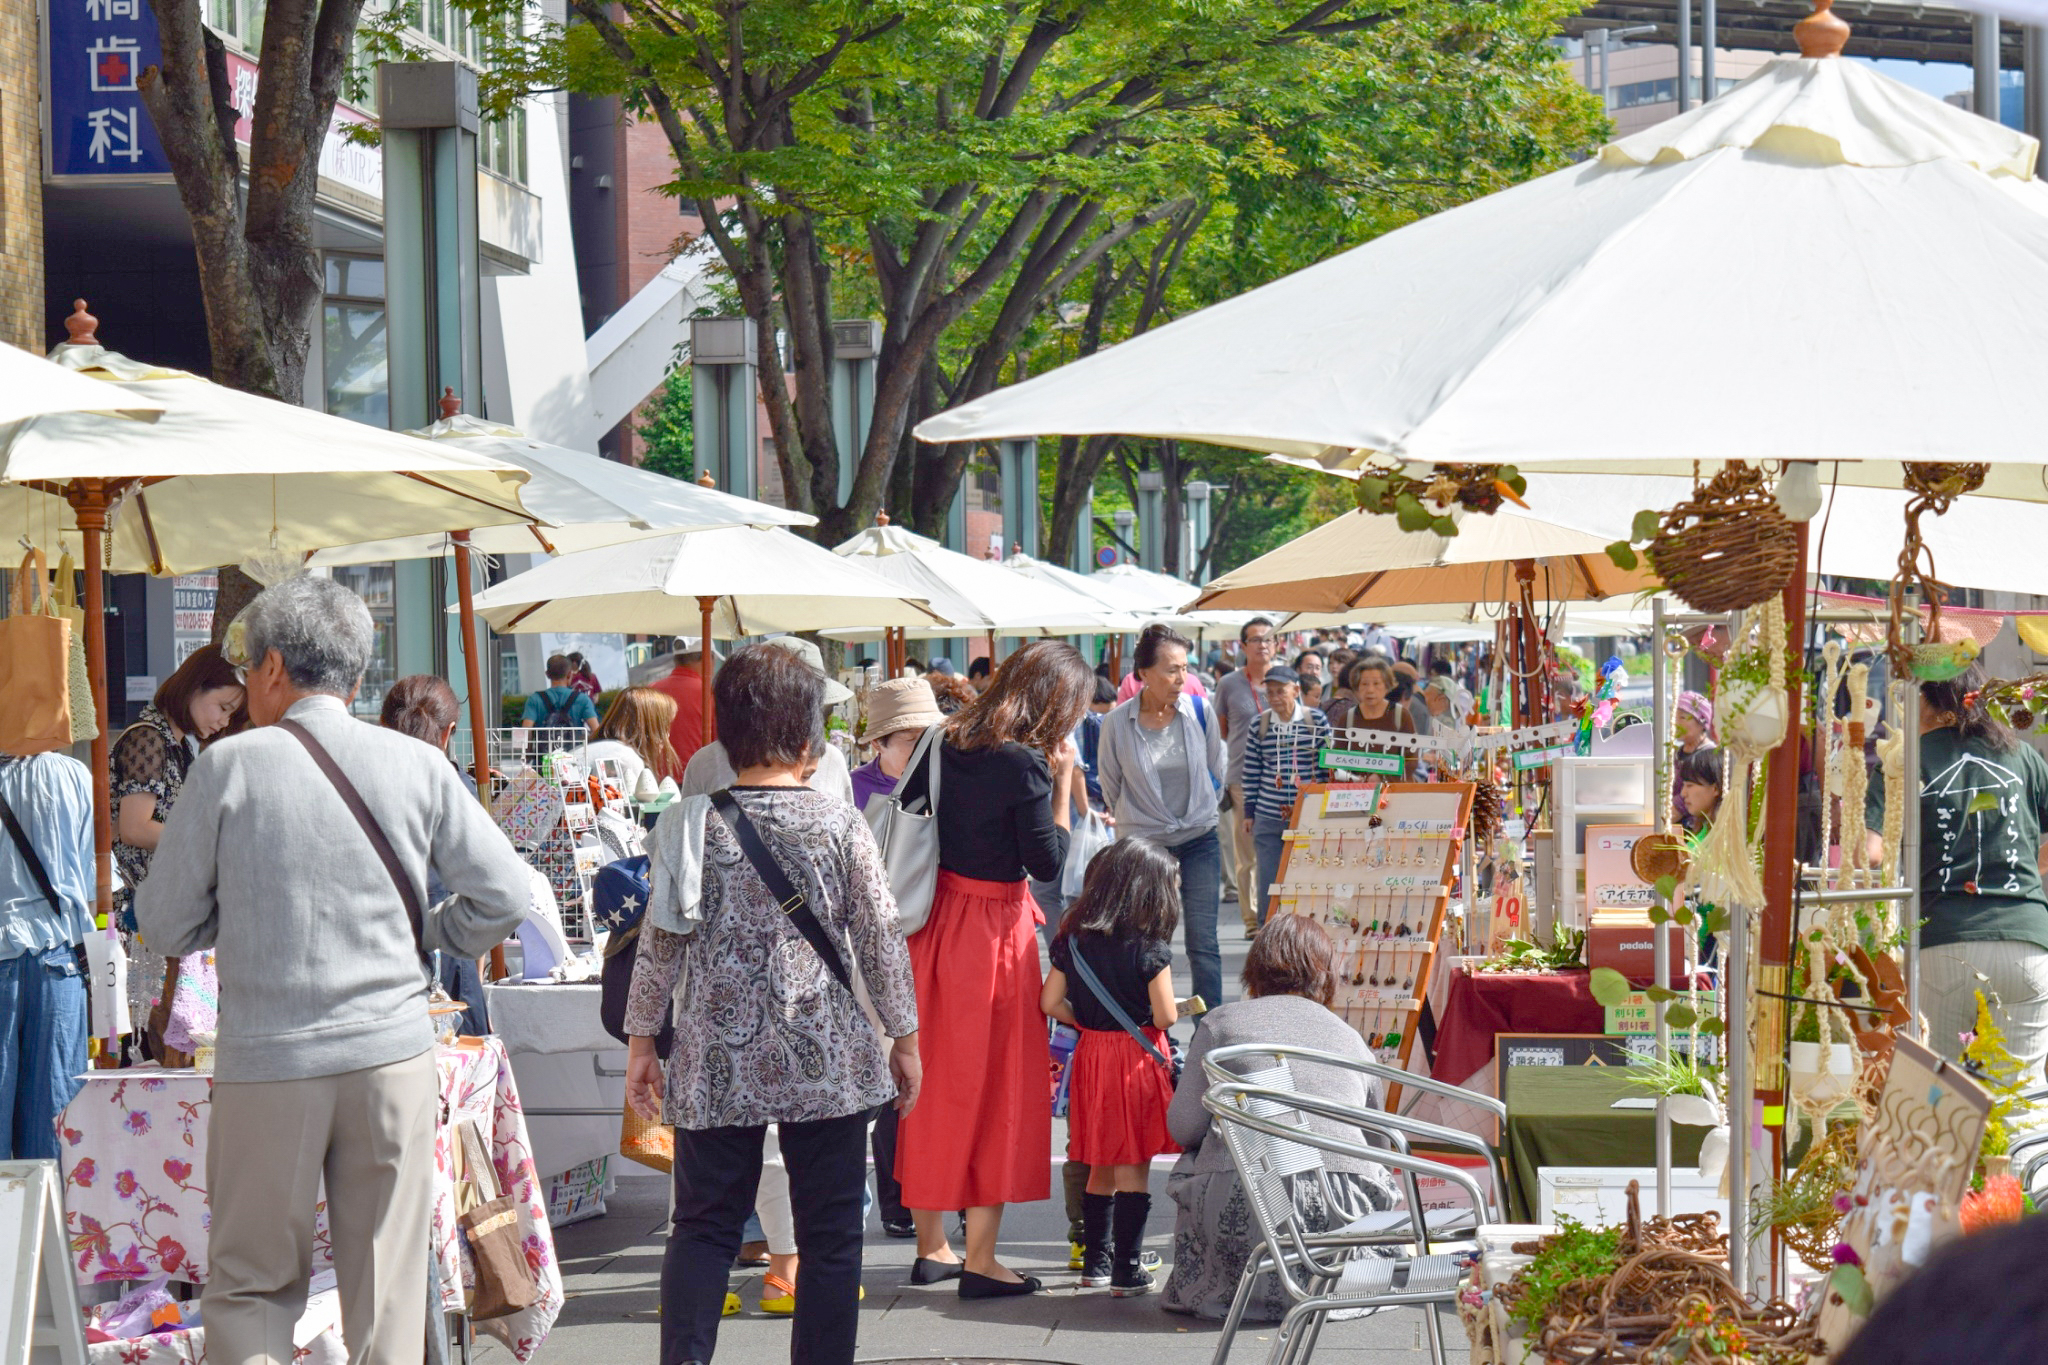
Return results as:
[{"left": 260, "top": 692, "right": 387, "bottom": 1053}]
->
[{"left": 1, "top": 1160, "right": 88, "bottom": 1365}]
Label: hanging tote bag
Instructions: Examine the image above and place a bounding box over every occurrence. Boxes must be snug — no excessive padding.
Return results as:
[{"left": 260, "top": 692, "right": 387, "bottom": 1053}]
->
[
  {"left": 0, "top": 549, "right": 76, "bottom": 755},
  {"left": 454, "top": 1119, "right": 543, "bottom": 1320},
  {"left": 862, "top": 723, "right": 944, "bottom": 936},
  {"left": 53, "top": 551, "right": 99, "bottom": 745}
]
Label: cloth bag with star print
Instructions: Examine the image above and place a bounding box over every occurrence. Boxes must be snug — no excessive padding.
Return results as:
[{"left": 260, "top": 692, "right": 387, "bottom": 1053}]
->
[{"left": 596, "top": 855, "right": 673, "bottom": 1059}]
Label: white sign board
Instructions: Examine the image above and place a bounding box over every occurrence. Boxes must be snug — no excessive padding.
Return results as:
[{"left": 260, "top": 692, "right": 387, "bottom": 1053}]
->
[{"left": 1, "top": 1161, "right": 87, "bottom": 1365}]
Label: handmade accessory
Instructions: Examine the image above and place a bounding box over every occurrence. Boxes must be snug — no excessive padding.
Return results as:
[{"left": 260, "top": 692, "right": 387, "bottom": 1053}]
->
[
  {"left": 1645, "top": 464, "right": 1802, "bottom": 613},
  {"left": 1890, "top": 462, "right": 1987, "bottom": 677},
  {"left": 454, "top": 1118, "right": 543, "bottom": 1320},
  {"left": 863, "top": 723, "right": 944, "bottom": 936},
  {"left": 52, "top": 551, "right": 98, "bottom": 745}
]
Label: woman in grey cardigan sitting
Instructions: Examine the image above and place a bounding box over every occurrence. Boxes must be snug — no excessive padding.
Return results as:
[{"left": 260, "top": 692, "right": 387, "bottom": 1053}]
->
[{"left": 1161, "top": 915, "right": 1398, "bottom": 1321}]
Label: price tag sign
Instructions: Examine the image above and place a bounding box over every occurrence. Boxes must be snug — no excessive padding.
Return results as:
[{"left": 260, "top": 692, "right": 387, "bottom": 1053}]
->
[
  {"left": 1512, "top": 744, "right": 1568, "bottom": 772},
  {"left": 1322, "top": 748, "right": 1405, "bottom": 777},
  {"left": 1322, "top": 785, "right": 1386, "bottom": 815}
]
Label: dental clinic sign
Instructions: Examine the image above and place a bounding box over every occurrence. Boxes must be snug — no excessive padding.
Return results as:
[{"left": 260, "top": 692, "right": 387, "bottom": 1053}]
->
[
  {"left": 45, "top": 2, "right": 379, "bottom": 197},
  {"left": 45, "top": 0, "right": 172, "bottom": 177}
]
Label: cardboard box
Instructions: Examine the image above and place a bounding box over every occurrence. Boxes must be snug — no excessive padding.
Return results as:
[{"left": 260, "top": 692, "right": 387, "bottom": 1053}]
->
[{"left": 1587, "top": 918, "right": 1687, "bottom": 986}]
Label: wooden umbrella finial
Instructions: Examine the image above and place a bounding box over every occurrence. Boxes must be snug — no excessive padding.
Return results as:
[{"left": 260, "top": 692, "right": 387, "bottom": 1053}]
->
[
  {"left": 65, "top": 299, "right": 98, "bottom": 345},
  {"left": 439, "top": 386, "right": 462, "bottom": 418},
  {"left": 1794, "top": 0, "right": 1850, "bottom": 57},
  {"left": 697, "top": 470, "right": 716, "bottom": 488},
  {"left": 875, "top": 510, "right": 891, "bottom": 526}
]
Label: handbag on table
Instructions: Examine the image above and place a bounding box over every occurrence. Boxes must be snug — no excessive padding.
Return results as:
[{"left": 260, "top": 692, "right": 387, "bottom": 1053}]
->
[{"left": 862, "top": 723, "right": 943, "bottom": 935}]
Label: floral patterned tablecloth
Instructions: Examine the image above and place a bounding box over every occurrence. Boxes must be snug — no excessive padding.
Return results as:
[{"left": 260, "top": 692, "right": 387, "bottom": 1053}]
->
[{"left": 59, "top": 1039, "right": 563, "bottom": 1360}]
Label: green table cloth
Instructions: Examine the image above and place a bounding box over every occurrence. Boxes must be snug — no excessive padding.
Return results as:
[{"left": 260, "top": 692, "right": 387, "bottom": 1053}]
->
[{"left": 1501, "top": 1066, "right": 1706, "bottom": 1221}]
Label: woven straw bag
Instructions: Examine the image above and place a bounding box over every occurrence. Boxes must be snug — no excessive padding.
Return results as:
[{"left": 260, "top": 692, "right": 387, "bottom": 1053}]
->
[{"left": 1645, "top": 465, "right": 1802, "bottom": 613}]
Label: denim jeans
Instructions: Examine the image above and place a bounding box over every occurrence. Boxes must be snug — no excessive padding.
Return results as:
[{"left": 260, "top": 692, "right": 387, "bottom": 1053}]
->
[
  {"left": 1252, "top": 817, "right": 1289, "bottom": 927},
  {"left": 0, "top": 944, "right": 89, "bottom": 1160},
  {"left": 1166, "top": 828, "right": 1223, "bottom": 1009}
]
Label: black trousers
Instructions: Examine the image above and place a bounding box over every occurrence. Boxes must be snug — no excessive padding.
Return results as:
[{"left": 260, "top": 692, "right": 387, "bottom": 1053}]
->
[
  {"left": 869, "top": 1102, "right": 908, "bottom": 1225},
  {"left": 663, "top": 1109, "right": 870, "bottom": 1365}
]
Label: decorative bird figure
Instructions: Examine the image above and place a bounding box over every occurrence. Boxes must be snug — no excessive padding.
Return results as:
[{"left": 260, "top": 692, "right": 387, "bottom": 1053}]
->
[{"left": 1907, "top": 636, "right": 1979, "bottom": 682}]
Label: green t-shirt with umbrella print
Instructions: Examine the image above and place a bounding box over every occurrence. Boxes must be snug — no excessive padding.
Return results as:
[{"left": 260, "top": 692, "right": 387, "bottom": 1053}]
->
[{"left": 1868, "top": 727, "right": 2048, "bottom": 952}]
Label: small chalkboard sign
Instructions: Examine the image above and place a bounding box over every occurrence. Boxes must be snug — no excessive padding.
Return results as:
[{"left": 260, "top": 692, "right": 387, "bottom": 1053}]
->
[{"left": 1, "top": 1161, "right": 87, "bottom": 1365}]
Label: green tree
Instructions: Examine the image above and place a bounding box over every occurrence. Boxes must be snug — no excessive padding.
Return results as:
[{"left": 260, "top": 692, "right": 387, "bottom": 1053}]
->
[
  {"left": 635, "top": 366, "right": 694, "bottom": 481},
  {"left": 497, "top": 0, "right": 1600, "bottom": 549}
]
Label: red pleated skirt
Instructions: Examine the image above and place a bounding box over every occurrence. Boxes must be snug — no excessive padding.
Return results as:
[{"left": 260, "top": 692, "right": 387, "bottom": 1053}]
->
[
  {"left": 894, "top": 870, "right": 1052, "bottom": 1210},
  {"left": 1067, "top": 1027, "right": 1182, "bottom": 1167}
]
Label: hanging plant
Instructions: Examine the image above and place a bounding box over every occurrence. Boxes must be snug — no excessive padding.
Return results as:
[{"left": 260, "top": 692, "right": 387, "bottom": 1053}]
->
[
  {"left": 1353, "top": 463, "right": 1528, "bottom": 535},
  {"left": 1891, "top": 461, "right": 1989, "bottom": 678},
  {"left": 1643, "top": 464, "right": 1802, "bottom": 613}
]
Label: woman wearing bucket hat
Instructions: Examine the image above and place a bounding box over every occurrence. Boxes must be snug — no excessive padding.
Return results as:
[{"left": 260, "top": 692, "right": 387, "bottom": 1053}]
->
[{"left": 852, "top": 679, "right": 944, "bottom": 815}]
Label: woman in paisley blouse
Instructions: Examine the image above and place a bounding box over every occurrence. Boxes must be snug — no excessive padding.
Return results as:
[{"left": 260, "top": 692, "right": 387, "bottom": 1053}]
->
[
  {"left": 108, "top": 645, "right": 243, "bottom": 1060},
  {"left": 625, "top": 643, "right": 919, "bottom": 1365}
]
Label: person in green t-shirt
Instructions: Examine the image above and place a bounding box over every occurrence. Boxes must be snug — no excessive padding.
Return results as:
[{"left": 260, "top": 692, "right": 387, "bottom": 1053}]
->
[{"left": 1867, "top": 663, "right": 2048, "bottom": 1072}]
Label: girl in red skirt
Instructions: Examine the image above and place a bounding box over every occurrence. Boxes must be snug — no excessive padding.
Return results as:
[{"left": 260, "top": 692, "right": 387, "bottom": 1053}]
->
[{"left": 1042, "top": 837, "right": 1184, "bottom": 1296}]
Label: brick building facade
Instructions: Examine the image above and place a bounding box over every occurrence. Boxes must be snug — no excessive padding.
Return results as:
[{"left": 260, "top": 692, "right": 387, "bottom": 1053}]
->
[{"left": 0, "top": 0, "right": 44, "bottom": 351}]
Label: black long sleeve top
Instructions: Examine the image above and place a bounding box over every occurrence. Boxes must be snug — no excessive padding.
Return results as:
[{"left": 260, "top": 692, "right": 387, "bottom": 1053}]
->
[{"left": 894, "top": 739, "right": 1069, "bottom": 884}]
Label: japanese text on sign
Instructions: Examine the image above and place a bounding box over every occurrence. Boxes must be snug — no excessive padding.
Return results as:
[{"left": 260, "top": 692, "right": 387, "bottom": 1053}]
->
[{"left": 47, "top": 0, "right": 172, "bottom": 176}]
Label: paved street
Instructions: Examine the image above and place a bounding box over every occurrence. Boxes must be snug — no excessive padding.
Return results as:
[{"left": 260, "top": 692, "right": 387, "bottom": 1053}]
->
[{"left": 479, "top": 905, "right": 1464, "bottom": 1363}]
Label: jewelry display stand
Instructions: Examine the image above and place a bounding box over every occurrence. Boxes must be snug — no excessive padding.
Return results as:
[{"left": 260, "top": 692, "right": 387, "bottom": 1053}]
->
[{"left": 1269, "top": 781, "right": 1477, "bottom": 1091}]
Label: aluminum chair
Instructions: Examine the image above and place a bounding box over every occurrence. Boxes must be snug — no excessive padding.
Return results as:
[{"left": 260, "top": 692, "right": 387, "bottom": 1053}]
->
[{"left": 1199, "top": 1049, "right": 1504, "bottom": 1365}]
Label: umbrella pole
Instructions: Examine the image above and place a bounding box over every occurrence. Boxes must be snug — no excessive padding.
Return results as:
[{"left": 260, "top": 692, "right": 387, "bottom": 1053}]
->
[
  {"left": 69, "top": 481, "right": 119, "bottom": 1064},
  {"left": 698, "top": 596, "right": 717, "bottom": 744},
  {"left": 452, "top": 532, "right": 491, "bottom": 803}
]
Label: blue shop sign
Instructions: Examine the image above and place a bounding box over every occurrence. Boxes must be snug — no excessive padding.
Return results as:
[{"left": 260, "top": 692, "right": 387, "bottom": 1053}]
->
[{"left": 45, "top": 0, "right": 173, "bottom": 178}]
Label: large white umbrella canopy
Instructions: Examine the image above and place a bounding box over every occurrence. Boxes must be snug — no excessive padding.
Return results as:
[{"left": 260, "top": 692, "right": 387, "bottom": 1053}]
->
[
  {"left": 0, "top": 339, "right": 163, "bottom": 422},
  {"left": 308, "top": 415, "right": 813, "bottom": 566},
  {"left": 1192, "top": 503, "right": 1657, "bottom": 615},
  {"left": 916, "top": 56, "right": 2048, "bottom": 502},
  {"left": 1090, "top": 562, "right": 1203, "bottom": 612},
  {"left": 0, "top": 346, "right": 532, "bottom": 574},
  {"left": 468, "top": 525, "right": 951, "bottom": 637},
  {"left": 828, "top": 522, "right": 1127, "bottom": 638}
]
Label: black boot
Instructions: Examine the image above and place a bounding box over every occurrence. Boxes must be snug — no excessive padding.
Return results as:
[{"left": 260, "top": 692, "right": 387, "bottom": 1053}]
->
[
  {"left": 1080, "top": 1191, "right": 1114, "bottom": 1287},
  {"left": 1110, "top": 1191, "right": 1155, "bottom": 1297}
]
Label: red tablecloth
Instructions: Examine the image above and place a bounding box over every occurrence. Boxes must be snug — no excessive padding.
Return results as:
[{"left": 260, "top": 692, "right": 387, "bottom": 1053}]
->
[{"left": 1430, "top": 968, "right": 1606, "bottom": 1087}]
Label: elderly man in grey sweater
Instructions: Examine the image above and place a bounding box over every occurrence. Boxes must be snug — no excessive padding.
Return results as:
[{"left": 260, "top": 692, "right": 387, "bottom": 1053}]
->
[{"left": 136, "top": 576, "right": 529, "bottom": 1365}]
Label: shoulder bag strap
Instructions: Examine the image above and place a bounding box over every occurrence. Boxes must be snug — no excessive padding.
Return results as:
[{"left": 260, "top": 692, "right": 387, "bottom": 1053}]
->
[
  {"left": 1066, "top": 940, "right": 1173, "bottom": 1076},
  {"left": 277, "top": 719, "right": 429, "bottom": 968},
  {"left": 708, "top": 788, "right": 854, "bottom": 997},
  {"left": 898, "top": 723, "right": 944, "bottom": 816},
  {"left": 0, "top": 788, "right": 65, "bottom": 918}
]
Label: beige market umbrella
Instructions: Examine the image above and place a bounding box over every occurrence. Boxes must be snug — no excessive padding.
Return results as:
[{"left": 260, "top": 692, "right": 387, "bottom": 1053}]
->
[
  {"left": 0, "top": 325, "right": 534, "bottom": 929},
  {"left": 308, "top": 412, "right": 814, "bottom": 790},
  {"left": 0, "top": 332, "right": 163, "bottom": 422},
  {"left": 469, "top": 526, "right": 951, "bottom": 739}
]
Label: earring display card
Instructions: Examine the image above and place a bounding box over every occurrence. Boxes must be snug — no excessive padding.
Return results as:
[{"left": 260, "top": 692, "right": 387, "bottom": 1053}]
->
[
  {"left": 1270, "top": 781, "right": 1477, "bottom": 1100},
  {"left": 1816, "top": 1036, "right": 1991, "bottom": 1352}
]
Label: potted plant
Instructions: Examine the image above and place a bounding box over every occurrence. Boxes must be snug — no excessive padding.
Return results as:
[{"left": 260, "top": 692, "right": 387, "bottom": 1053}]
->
[{"left": 1786, "top": 942, "right": 1858, "bottom": 1105}]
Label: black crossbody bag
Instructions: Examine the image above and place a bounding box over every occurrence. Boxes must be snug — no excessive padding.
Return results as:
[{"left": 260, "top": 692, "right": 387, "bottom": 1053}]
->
[
  {"left": 1067, "top": 942, "right": 1181, "bottom": 1083},
  {"left": 709, "top": 788, "right": 854, "bottom": 997}
]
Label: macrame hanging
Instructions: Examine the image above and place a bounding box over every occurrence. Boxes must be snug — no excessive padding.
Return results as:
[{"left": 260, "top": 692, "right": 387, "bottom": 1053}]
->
[{"left": 1888, "top": 461, "right": 1987, "bottom": 677}]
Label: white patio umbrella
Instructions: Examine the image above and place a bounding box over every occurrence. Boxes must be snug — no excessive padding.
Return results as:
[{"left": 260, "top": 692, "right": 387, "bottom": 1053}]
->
[
  {"left": 305, "top": 413, "right": 814, "bottom": 791},
  {"left": 0, "top": 333, "right": 533, "bottom": 929},
  {"left": 828, "top": 522, "right": 1131, "bottom": 676},
  {"left": 0, "top": 337, "right": 163, "bottom": 422},
  {"left": 469, "top": 527, "right": 951, "bottom": 739},
  {"left": 915, "top": 54, "right": 2048, "bottom": 505}
]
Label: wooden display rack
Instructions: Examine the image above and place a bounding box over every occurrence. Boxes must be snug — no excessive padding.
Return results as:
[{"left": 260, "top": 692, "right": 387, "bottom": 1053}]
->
[{"left": 1269, "top": 781, "right": 1476, "bottom": 1089}]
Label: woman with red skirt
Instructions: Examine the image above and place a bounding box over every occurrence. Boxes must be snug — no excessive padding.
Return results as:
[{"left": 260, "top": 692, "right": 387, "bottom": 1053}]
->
[{"left": 890, "top": 640, "right": 1093, "bottom": 1300}]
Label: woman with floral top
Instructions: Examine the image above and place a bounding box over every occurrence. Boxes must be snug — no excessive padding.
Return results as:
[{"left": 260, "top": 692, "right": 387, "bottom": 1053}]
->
[
  {"left": 625, "top": 643, "right": 919, "bottom": 1365},
  {"left": 108, "top": 645, "right": 243, "bottom": 1060}
]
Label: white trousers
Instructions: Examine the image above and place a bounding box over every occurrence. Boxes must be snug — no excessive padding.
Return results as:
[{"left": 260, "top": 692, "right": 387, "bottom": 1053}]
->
[{"left": 1920, "top": 939, "right": 2048, "bottom": 1082}]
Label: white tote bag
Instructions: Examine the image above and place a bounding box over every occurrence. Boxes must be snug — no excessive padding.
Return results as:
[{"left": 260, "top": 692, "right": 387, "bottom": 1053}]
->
[{"left": 863, "top": 724, "right": 944, "bottom": 936}]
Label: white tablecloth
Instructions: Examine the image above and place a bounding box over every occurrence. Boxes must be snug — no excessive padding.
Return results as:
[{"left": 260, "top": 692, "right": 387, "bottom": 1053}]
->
[{"left": 485, "top": 983, "right": 626, "bottom": 1180}]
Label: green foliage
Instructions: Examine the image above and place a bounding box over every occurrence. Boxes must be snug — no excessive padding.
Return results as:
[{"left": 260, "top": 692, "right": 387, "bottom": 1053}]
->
[
  {"left": 1503, "top": 1219, "right": 1625, "bottom": 1336},
  {"left": 1479, "top": 925, "right": 1588, "bottom": 973},
  {"left": 635, "top": 367, "right": 694, "bottom": 482},
  {"left": 1588, "top": 966, "right": 1631, "bottom": 1008},
  {"left": 1622, "top": 1052, "right": 1721, "bottom": 1100}
]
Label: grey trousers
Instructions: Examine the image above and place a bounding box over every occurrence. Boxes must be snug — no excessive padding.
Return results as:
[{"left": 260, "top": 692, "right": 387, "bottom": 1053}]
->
[
  {"left": 1921, "top": 939, "right": 2048, "bottom": 1081},
  {"left": 203, "top": 1049, "right": 439, "bottom": 1365},
  {"left": 1224, "top": 784, "right": 1259, "bottom": 925}
]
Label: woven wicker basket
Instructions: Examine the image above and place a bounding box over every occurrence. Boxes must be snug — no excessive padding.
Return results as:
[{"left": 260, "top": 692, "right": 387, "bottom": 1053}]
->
[
  {"left": 1630, "top": 832, "right": 1692, "bottom": 885},
  {"left": 1645, "top": 466, "right": 1802, "bottom": 613}
]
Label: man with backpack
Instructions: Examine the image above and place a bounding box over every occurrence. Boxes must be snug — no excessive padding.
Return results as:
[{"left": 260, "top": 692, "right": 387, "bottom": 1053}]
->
[{"left": 521, "top": 654, "right": 599, "bottom": 737}]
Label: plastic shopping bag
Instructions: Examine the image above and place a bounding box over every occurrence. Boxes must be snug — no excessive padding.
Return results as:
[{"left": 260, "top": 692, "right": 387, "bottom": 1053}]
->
[{"left": 1060, "top": 809, "right": 1114, "bottom": 899}]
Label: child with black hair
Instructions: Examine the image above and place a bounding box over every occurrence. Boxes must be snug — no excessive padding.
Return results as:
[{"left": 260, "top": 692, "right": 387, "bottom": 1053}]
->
[
  {"left": 1677, "top": 744, "right": 1725, "bottom": 835},
  {"left": 1042, "top": 837, "right": 1183, "bottom": 1295}
]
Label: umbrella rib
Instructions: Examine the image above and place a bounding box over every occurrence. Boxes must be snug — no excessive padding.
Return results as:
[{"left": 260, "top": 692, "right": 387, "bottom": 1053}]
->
[
  {"left": 134, "top": 490, "right": 168, "bottom": 575},
  {"left": 503, "top": 601, "right": 548, "bottom": 628},
  {"left": 399, "top": 470, "right": 531, "bottom": 520},
  {"left": 1346, "top": 569, "right": 1388, "bottom": 610},
  {"left": 526, "top": 524, "right": 559, "bottom": 555}
]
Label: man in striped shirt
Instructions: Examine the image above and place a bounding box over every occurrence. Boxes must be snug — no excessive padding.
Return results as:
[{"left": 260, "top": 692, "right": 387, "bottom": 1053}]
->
[{"left": 1240, "top": 665, "right": 1332, "bottom": 925}]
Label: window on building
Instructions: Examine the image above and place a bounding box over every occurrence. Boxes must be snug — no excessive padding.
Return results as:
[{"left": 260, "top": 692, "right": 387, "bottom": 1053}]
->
[
  {"left": 329, "top": 563, "right": 398, "bottom": 719},
  {"left": 205, "top": 0, "right": 262, "bottom": 51},
  {"left": 481, "top": 110, "right": 527, "bottom": 184},
  {"left": 323, "top": 254, "right": 388, "bottom": 429}
]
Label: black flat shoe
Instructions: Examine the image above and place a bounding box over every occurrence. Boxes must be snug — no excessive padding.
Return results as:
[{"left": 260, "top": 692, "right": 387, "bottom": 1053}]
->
[
  {"left": 959, "top": 1270, "right": 1042, "bottom": 1300},
  {"left": 910, "top": 1256, "right": 963, "bottom": 1285},
  {"left": 881, "top": 1219, "right": 916, "bottom": 1239}
]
